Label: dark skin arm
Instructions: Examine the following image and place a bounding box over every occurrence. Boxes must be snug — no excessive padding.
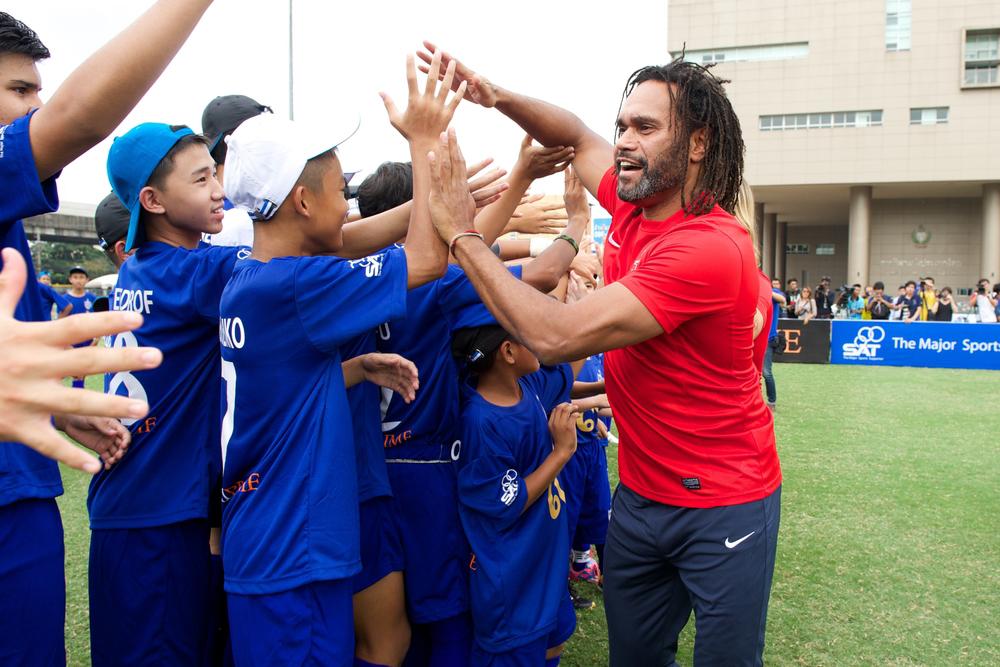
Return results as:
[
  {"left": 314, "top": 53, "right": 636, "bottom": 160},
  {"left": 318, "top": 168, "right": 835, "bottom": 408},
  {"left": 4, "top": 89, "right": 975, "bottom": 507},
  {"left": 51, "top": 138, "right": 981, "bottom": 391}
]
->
[
  {"left": 30, "top": 0, "right": 214, "bottom": 181},
  {"left": 571, "top": 380, "right": 606, "bottom": 399},
  {"left": 521, "top": 403, "right": 578, "bottom": 514},
  {"left": 417, "top": 42, "right": 613, "bottom": 197}
]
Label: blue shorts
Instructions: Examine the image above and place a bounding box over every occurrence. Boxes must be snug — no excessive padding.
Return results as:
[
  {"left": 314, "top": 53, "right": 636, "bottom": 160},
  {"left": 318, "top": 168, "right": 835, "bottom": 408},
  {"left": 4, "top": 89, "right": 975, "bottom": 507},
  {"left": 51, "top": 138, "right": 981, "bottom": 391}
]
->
[
  {"left": 404, "top": 612, "right": 473, "bottom": 667},
  {"left": 89, "top": 520, "right": 212, "bottom": 666},
  {"left": 228, "top": 579, "right": 354, "bottom": 666},
  {"left": 561, "top": 442, "right": 612, "bottom": 546},
  {"left": 0, "top": 498, "right": 65, "bottom": 667},
  {"left": 352, "top": 494, "right": 405, "bottom": 594},
  {"left": 470, "top": 593, "right": 575, "bottom": 666},
  {"left": 386, "top": 460, "right": 468, "bottom": 623}
]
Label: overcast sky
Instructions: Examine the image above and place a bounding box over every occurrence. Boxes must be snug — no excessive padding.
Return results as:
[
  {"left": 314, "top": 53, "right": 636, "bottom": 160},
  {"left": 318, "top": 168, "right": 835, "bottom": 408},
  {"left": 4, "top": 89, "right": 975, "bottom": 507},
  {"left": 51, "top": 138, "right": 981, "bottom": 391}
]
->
[{"left": 8, "top": 0, "right": 669, "bottom": 207}]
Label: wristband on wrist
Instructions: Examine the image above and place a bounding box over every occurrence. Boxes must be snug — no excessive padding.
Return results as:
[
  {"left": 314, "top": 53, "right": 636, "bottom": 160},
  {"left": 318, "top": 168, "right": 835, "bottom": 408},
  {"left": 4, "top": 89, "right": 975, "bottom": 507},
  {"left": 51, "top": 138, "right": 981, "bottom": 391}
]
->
[
  {"left": 555, "top": 234, "right": 580, "bottom": 254},
  {"left": 449, "top": 230, "right": 485, "bottom": 255}
]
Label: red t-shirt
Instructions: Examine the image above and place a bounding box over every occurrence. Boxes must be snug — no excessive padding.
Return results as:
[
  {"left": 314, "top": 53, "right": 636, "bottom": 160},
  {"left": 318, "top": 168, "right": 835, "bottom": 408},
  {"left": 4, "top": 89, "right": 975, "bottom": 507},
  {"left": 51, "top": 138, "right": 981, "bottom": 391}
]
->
[{"left": 598, "top": 168, "right": 781, "bottom": 508}]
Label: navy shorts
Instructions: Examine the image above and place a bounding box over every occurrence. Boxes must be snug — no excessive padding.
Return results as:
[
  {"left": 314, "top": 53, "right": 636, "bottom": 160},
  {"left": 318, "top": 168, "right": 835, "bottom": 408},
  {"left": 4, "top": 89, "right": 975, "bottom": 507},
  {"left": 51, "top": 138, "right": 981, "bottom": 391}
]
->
[
  {"left": 0, "top": 498, "right": 65, "bottom": 667},
  {"left": 228, "top": 579, "right": 353, "bottom": 666},
  {"left": 469, "top": 595, "right": 574, "bottom": 666},
  {"left": 352, "top": 494, "right": 405, "bottom": 594},
  {"left": 561, "top": 442, "right": 612, "bottom": 546},
  {"left": 604, "top": 484, "right": 781, "bottom": 667},
  {"left": 386, "top": 460, "right": 468, "bottom": 623},
  {"left": 89, "top": 519, "right": 212, "bottom": 666}
]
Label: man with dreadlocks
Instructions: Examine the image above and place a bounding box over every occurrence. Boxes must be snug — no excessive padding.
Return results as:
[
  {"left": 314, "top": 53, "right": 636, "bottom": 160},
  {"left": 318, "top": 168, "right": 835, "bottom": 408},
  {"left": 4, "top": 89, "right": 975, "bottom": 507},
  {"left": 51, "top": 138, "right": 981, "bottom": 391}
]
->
[{"left": 417, "top": 42, "right": 782, "bottom": 666}]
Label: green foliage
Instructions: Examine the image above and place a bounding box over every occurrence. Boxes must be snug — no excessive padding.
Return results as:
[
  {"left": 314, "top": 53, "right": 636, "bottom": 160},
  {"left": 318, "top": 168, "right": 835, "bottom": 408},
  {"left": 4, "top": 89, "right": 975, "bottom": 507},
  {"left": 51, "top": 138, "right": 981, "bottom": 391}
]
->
[
  {"left": 58, "top": 366, "right": 999, "bottom": 666},
  {"left": 30, "top": 241, "right": 114, "bottom": 284}
]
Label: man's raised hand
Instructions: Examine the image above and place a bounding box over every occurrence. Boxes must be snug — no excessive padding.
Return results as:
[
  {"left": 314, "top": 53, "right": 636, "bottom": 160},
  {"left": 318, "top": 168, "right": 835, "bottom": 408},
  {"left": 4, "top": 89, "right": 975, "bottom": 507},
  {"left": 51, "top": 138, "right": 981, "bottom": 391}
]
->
[
  {"left": 380, "top": 52, "right": 467, "bottom": 144},
  {"left": 466, "top": 158, "right": 509, "bottom": 210},
  {"left": 417, "top": 41, "right": 497, "bottom": 108},
  {"left": 0, "top": 248, "right": 162, "bottom": 474},
  {"left": 428, "top": 129, "right": 477, "bottom": 244}
]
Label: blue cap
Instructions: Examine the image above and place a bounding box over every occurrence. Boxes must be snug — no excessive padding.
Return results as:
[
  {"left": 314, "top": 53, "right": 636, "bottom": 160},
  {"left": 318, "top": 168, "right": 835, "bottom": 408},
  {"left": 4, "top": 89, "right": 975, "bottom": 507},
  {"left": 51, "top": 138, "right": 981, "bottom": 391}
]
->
[{"left": 107, "top": 123, "right": 194, "bottom": 252}]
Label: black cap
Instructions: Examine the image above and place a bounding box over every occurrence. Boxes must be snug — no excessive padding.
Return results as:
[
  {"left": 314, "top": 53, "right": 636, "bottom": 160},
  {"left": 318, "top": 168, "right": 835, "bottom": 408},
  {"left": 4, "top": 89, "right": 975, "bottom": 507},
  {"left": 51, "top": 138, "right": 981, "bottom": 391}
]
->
[
  {"left": 202, "top": 95, "right": 273, "bottom": 151},
  {"left": 95, "top": 192, "right": 131, "bottom": 250},
  {"left": 452, "top": 325, "right": 509, "bottom": 366},
  {"left": 69, "top": 266, "right": 88, "bottom": 277}
]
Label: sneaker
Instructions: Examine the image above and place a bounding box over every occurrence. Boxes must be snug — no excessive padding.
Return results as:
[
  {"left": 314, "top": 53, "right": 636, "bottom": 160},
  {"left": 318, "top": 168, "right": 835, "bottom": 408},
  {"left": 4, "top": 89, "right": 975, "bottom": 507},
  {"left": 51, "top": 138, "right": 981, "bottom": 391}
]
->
[
  {"left": 766, "top": 401, "right": 776, "bottom": 412},
  {"left": 569, "top": 555, "right": 601, "bottom": 585}
]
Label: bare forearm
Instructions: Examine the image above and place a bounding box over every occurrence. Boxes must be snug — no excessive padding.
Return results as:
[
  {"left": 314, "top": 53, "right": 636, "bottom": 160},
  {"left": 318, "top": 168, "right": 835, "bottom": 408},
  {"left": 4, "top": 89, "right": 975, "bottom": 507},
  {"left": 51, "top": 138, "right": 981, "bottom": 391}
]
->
[
  {"left": 522, "top": 451, "right": 569, "bottom": 513},
  {"left": 474, "top": 172, "right": 533, "bottom": 246},
  {"left": 497, "top": 239, "right": 531, "bottom": 260},
  {"left": 571, "top": 380, "right": 606, "bottom": 399},
  {"left": 404, "top": 140, "right": 449, "bottom": 288},
  {"left": 494, "top": 87, "right": 593, "bottom": 152},
  {"left": 31, "top": 0, "right": 213, "bottom": 180},
  {"left": 573, "top": 394, "right": 609, "bottom": 412},
  {"left": 336, "top": 203, "right": 413, "bottom": 259},
  {"left": 520, "top": 216, "right": 586, "bottom": 291},
  {"left": 341, "top": 357, "right": 365, "bottom": 388}
]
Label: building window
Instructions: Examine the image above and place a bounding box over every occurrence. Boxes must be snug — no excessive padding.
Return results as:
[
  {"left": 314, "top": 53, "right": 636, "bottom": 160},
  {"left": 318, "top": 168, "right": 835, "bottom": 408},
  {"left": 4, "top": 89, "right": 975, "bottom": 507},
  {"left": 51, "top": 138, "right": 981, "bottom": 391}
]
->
[
  {"left": 680, "top": 42, "right": 809, "bottom": 65},
  {"left": 886, "top": 0, "right": 912, "bottom": 51},
  {"left": 963, "top": 29, "right": 1000, "bottom": 87},
  {"left": 760, "top": 110, "right": 883, "bottom": 131},
  {"left": 909, "top": 107, "right": 948, "bottom": 125}
]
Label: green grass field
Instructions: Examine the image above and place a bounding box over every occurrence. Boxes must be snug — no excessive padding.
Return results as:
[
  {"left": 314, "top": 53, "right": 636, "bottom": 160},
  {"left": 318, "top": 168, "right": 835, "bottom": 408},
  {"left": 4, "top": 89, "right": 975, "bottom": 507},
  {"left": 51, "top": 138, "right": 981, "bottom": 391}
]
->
[{"left": 60, "top": 364, "right": 999, "bottom": 665}]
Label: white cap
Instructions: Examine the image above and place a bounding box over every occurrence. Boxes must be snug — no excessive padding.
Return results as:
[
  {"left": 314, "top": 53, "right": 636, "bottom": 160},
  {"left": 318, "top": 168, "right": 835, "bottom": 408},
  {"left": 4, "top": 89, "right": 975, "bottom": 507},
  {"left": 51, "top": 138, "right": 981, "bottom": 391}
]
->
[{"left": 224, "top": 113, "right": 360, "bottom": 221}]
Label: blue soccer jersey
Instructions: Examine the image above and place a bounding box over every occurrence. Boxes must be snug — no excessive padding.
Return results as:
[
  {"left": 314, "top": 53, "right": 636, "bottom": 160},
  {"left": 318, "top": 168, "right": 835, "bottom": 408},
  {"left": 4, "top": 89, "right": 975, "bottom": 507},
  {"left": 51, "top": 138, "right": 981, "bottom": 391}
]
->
[
  {"left": 38, "top": 283, "right": 70, "bottom": 319},
  {"left": 65, "top": 291, "right": 98, "bottom": 316},
  {"left": 574, "top": 356, "right": 604, "bottom": 448},
  {"left": 89, "top": 242, "right": 246, "bottom": 528},
  {"left": 219, "top": 248, "right": 407, "bottom": 595},
  {"left": 0, "top": 111, "right": 63, "bottom": 506},
  {"left": 341, "top": 330, "right": 392, "bottom": 503},
  {"left": 457, "top": 364, "right": 573, "bottom": 653}
]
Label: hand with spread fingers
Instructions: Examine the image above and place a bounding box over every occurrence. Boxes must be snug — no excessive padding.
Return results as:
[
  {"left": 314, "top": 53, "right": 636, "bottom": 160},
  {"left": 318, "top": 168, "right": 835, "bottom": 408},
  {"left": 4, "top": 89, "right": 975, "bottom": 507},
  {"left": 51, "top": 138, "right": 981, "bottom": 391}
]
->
[
  {"left": 380, "top": 51, "right": 467, "bottom": 145},
  {"left": 0, "top": 248, "right": 162, "bottom": 474},
  {"left": 512, "top": 134, "right": 575, "bottom": 182},
  {"left": 417, "top": 40, "right": 497, "bottom": 108},
  {"left": 506, "top": 199, "right": 570, "bottom": 236},
  {"left": 466, "top": 158, "right": 509, "bottom": 210}
]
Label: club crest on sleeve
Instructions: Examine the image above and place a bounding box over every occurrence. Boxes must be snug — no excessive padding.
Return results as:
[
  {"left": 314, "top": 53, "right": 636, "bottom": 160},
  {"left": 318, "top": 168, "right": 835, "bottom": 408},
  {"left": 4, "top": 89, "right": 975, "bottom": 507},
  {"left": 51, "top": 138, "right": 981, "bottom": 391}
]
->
[
  {"left": 501, "top": 469, "right": 519, "bottom": 506},
  {"left": 348, "top": 254, "right": 384, "bottom": 278}
]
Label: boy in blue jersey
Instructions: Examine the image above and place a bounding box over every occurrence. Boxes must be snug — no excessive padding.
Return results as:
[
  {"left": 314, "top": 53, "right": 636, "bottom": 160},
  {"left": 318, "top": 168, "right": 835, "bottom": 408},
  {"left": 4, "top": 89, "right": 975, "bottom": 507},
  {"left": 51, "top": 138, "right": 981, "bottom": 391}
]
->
[
  {"left": 452, "top": 324, "right": 580, "bottom": 666},
  {"left": 65, "top": 266, "right": 99, "bottom": 386},
  {"left": 218, "top": 53, "right": 462, "bottom": 666},
  {"left": 92, "top": 121, "right": 237, "bottom": 666},
  {"left": 376, "top": 153, "right": 585, "bottom": 667},
  {"left": 37, "top": 271, "right": 72, "bottom": 318},
  {"left": 0, "top": 5, "right": 213, "bottom": 664}
]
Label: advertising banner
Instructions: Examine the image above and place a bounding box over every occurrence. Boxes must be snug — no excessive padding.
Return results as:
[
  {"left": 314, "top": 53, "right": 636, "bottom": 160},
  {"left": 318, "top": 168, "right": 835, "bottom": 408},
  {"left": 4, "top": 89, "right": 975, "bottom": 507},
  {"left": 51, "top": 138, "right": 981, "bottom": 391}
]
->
[
  {"left": 774, "top": 318, "right": 831, "bottom": 364},
  {"left": 830, "top": 320, "right": 1000, "bottom": 370}
]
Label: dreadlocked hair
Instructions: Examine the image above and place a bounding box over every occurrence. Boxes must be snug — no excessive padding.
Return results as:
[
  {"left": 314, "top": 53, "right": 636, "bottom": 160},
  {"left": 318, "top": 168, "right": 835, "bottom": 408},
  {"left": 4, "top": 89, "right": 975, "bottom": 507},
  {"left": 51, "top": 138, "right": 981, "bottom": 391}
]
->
[{"left": 617, "top": 55, "right": 745, "bottom": 216}]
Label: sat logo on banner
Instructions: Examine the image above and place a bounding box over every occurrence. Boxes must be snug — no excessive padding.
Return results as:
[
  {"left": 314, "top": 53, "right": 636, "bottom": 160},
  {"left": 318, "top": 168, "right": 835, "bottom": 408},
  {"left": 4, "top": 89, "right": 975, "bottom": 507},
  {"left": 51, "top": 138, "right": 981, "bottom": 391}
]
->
[{"left": 831, "top": 320, "right": 1000, "bottom": 370}]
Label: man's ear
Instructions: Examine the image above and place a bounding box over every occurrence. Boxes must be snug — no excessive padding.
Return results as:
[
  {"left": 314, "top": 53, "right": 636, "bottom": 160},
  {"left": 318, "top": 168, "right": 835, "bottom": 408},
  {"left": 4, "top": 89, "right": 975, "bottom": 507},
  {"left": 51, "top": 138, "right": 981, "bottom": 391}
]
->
[
  {"left": 689, "top": 126, "right": 709, "bottom": 164},
  {"left": 138, "top": 186, "right": 166, "bottom": 215}
]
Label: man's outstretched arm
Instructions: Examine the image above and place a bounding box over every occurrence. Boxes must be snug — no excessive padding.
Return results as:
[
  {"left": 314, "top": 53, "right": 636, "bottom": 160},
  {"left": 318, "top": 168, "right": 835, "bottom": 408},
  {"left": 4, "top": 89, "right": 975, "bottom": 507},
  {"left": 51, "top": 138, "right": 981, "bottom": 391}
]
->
[
  {"left": 426, "top": 133, "right": 661, "bottom": 364},
  {"left": 418, "top": 41, "right": 614, "bottom": 197},
  {"left": 30, "top": 0, "right": 214, "bottom": 181}
]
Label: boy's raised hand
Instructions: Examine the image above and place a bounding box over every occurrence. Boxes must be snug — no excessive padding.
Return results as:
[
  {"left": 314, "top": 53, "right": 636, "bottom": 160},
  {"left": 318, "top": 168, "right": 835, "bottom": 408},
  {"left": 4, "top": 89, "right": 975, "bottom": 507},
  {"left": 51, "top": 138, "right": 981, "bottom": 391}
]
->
[
  {"left": 361, "top": 353, "right": 420, "bottom": 404},
  {"left": 548, "top": 402, "right": 579, "bottom": 461},
  {"left": 381, "top": 52, "right": 467, "bottom": 145}
]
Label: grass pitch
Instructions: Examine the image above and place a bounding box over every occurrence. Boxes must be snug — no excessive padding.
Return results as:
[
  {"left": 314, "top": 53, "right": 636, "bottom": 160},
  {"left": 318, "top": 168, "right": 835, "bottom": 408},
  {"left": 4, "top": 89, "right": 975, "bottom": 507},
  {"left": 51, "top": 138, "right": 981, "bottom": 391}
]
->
[{"left": 60, "top": 365, "right": 999, "bottom": 665}]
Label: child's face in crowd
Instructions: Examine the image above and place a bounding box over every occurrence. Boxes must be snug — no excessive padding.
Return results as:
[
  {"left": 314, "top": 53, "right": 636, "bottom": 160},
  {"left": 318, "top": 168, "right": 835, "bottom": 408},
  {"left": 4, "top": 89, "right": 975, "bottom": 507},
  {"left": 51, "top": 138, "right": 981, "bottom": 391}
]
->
[
  {"left": 146, "top": 144, "right": 224, "bottom": 236},
  {"left": 303, "top": 154, "right": 350, "bottom": 253},
  {"left": 0, "top": 54, "right": 42, "bottom": 125},
  {"left": 69, "top": 273, "right": 87, "bottom": 290},
  {"left": 502, "top": 339, "right": 540, "bottom": 378}
]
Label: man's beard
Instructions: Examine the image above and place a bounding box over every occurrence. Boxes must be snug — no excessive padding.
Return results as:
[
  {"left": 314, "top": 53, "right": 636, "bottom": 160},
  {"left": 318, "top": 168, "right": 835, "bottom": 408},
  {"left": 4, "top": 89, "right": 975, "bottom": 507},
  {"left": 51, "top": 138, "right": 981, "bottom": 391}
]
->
[{"left": 616, "top": 136, "right": 687, "bottom": 203}]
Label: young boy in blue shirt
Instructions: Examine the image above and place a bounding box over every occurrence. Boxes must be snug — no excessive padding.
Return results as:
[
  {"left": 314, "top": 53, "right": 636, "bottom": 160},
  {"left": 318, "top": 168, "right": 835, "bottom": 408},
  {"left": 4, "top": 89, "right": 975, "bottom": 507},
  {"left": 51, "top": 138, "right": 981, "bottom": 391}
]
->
[
  {"left": 452, "top": 324, "right": 580, "bottom": 666},
  {"left": 0, "top": 4, "right": 213, "bottom": 663},
  {"left": 218, "top": 54, "right": 462, "bottom": 666},
  {"left": 65, "top": 266, "right": 100, "bottom": 386},
  {"left": 37, "top": 272, "right": 72, "bottom": 319}
]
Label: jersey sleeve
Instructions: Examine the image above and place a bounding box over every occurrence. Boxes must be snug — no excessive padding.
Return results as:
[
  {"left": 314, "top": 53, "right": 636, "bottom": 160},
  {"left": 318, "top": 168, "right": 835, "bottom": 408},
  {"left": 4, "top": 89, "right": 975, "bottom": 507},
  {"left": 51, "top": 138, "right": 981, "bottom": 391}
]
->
[
  {"left": 190, "top": 245, "right": 246, "bottom": 322},
  {"left": 296, "top": 247, "right": 408, "bottom": 354},
  {"left": 52, "top": 287, "right": 70, "bottom": 312},
  {"left": 458, "top": 414, "right": 528, "bottom": 530},
  {"left": 617, "top": 225, "right": 741, "bottom": 334},
  {"left": 0, "top": 111, "right": 59, "bottom": 230},
  {"left": 523, "top": 364, "right": 574, "bottom": 412}
]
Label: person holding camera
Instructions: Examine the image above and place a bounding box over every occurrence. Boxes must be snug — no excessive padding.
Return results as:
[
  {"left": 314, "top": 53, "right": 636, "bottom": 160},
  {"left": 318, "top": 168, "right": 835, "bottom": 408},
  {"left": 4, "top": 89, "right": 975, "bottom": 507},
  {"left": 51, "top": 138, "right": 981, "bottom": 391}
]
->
[
  {"left": 784, "top": 278, "right": 800, "bottom": 318},
  {"left": 794, "top": 286, "right": 817, "bottom": 323},
  {"left": 934, "top": 287, "right": 955, "bottom": 322},
  {"left": 970, "top": 279, "right": 997, "bottom": 323},
  {"left": 868, "top": 282, "right": 893, "bottom": 320},
  {"left": 814, "top": 276, "right": 835, "bottom": 319},
  {"left": 918, "top": 277, "right": 938, "bottom": 321},
  {"left": 896, "top": 281, "right": 922, "bottom": 323}
]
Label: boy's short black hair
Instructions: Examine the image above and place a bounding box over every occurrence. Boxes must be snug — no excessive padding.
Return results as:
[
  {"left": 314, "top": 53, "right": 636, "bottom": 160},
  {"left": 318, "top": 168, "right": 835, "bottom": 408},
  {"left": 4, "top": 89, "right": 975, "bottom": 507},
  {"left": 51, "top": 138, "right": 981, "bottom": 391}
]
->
[
  {"left": 452, "top": 325, "right": 509, "bottom": 375},
  {"left": 873, "top": 281, "right": 885, "bottom": 290},
  {"left": 68, "top": 266, "right": 88, "bottom": 278},
  {"left": 357, "top": 161, "right": 413, "bottom": 218},
  {"left": 145, "top": 131, "right": 211, "bottom": 191},
  {"left": 0, "top": 12, "right": 50, "bottom": 60},
  {"left": 905, "top": 280, "right": 916, "bottom": 288}
]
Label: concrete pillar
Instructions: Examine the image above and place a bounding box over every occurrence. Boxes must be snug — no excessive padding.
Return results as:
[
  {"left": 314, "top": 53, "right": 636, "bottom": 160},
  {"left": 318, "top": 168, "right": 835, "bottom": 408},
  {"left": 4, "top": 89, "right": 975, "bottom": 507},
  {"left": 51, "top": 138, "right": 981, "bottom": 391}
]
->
[
  {"left": 762, "top": 213, "right": 777, "bottom": 278},
  {"left": 775, "top": 222, "right": 787, "bottom": 283},
  {"left": 754, "top": 202, "right": 765, "bottom": 268},
  {"left": 847, "top": 186, "right": 872, "bottom": 286},
  {"left": 982, "top": 183, "right": 1000, "bottom": 283}
]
